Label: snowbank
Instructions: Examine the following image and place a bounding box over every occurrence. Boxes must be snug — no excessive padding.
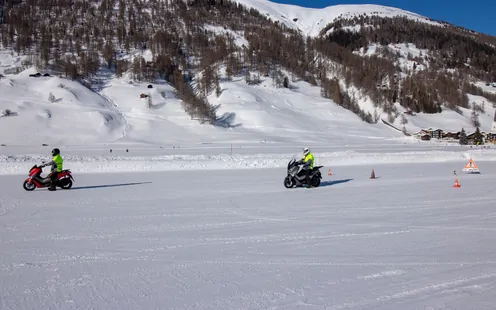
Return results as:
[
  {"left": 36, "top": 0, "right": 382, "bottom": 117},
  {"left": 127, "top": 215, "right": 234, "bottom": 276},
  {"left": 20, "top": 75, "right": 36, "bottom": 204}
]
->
[
  {"left": 2, "top": 149, "right": 495, "bottom": 175},
  {"left": 0, "top": 68, "right": 126, "bottom": 146}
]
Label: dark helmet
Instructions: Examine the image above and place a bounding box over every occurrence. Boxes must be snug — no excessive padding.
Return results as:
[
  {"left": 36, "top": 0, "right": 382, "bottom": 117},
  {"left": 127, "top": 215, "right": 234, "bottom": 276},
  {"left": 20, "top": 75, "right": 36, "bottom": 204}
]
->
[{"left": 52, "top": 148, "right": 60, "bottom": 156}]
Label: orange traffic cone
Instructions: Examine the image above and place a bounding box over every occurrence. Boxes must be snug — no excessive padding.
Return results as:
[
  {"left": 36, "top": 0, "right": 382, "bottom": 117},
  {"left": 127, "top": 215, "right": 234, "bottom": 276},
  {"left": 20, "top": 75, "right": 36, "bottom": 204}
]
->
[
  {"left": 328, "top": 169, "right": 332, "bottom": 176},
  {"left": 453, "top": 179, "right": 461, "bottom": 188},
  {"left": 370, "top": 169, "right": 376, "bottom": 179}
]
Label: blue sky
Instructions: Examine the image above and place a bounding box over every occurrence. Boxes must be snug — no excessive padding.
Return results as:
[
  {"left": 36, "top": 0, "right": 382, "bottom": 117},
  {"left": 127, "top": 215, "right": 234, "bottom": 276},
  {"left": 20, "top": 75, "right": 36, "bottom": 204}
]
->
[{"left": 270, "top": 0, "right": 496, "bottom": 36}]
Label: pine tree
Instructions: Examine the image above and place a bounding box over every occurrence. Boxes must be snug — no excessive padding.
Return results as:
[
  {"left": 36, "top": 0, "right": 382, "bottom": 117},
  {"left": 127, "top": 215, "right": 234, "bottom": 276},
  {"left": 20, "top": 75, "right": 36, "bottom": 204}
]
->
[
  {"left": 471, "top": 110, "right": 481, "bottom": 128},
  {"left": 459, "top": 128, "right": 468, "bottom": 145},
  {"left": 215, "top": 75, "right": 221, "bottom": 98},
  {"left": 474, "top": 127, "right": 483, "bottom": 145},
  {"left": 283, "top": 76, "right": 289, "bottom": 88}
]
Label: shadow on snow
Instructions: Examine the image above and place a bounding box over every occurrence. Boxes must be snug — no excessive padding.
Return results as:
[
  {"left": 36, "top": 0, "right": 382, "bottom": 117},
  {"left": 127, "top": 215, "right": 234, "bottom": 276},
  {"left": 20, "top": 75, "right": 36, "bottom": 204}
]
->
[
  {"left": 320, "top": 179, "right": 353, "bottom": 187},
  {"left": 71, "top": 182, "right": 152, "bottom": 190}
]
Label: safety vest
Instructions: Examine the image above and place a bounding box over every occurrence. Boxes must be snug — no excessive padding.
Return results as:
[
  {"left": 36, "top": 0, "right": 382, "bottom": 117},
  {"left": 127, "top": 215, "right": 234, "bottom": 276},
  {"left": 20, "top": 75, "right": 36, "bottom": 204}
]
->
[
  {"left": 303, "top": 152, "right": 314, "bottom": 169},
  {"left": 53, "top": 154, "right": 63, "bottom": 172}
]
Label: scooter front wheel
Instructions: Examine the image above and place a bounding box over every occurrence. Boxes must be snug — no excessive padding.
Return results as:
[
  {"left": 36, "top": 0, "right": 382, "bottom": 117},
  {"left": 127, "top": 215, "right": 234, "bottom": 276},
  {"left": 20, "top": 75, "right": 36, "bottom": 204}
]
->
[
  {"left": 23, "top": 180, "right": 36, "bottom": 191},
  {"left": 284, "top": 176, "right": 295, "bottom": 188}
]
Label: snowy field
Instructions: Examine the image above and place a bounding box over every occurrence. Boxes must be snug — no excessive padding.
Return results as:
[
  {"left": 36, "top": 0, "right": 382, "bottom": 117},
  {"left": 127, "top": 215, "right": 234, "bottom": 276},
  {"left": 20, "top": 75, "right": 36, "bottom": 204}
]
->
[{"left": 1, "top": 160, "right": 496, "bottom": 309}]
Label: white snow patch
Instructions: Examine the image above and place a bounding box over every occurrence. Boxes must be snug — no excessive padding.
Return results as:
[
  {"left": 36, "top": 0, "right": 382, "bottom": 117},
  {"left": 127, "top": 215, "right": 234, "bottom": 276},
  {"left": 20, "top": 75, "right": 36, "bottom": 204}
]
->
[
  {"left": 475, "top": 81, "right": 496, "bottom": 94},
  {"left": 203, "top": 24, "right": 249, "bottom": 47},
  {"left": 233, "top": 1, "right": 441, "bottom": 37}
]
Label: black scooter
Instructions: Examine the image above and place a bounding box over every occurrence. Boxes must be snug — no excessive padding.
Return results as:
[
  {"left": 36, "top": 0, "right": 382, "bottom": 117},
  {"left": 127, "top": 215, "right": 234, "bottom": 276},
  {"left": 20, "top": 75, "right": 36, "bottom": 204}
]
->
[{"left": 283, "top": 157, "right": 322, "bottom": 188}]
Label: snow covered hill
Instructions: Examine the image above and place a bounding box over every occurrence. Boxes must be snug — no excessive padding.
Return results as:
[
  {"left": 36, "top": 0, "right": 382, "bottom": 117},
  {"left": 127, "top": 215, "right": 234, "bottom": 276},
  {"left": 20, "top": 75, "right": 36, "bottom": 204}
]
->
[
  {"left": 0, "top": 68, "right": 126, "bottom": 146},
  {"left": 0, "top": 1, "right": 495, "bottom": 149},
  {"left": 0, "top": 50, "right": 399, "bottom": 147},
  {"left": 0, "top": 52, "right": 495, "bottom": 149},
  {"left": 233, "top": 0, "right": 441, "bottom": 36}
]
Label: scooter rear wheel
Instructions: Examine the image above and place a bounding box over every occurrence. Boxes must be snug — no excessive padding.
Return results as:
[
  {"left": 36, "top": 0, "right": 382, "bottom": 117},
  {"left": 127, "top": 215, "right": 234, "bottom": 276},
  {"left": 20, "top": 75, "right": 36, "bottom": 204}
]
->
[
  {"left": 60, "top": 178, "right": 73, "bottom": 189},
  {"left": 23, "top": 180, "right": 36, "bottom": 191}
]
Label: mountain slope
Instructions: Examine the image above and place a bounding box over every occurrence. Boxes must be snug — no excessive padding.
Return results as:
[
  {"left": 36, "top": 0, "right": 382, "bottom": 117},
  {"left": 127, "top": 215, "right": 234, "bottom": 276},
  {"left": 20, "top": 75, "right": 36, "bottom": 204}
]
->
[
  {"left": 233, "top": 0, "right": 441, "bottom": 36},
  {"left": 1, "top": 0, "right": 496, "bottom": 147},
  {"left": 0, "top": 56, "right": 405, "bottom": 146}
]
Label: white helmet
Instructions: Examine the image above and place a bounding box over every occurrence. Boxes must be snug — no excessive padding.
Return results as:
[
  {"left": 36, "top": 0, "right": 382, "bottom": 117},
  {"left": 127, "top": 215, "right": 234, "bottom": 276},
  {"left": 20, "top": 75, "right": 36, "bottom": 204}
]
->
[{"left": 303, "top": 147, "right": 310, "bottom": 156}]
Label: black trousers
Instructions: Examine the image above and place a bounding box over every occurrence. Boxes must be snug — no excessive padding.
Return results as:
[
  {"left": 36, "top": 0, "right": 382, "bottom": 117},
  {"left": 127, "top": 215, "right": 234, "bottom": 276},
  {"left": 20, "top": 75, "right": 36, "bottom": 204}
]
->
[
  {"left": 48, "top": 171, "right": 59, "bottom": 187},
  {"left": 298, "top": 168, "right": 311, "bottom": 184}
]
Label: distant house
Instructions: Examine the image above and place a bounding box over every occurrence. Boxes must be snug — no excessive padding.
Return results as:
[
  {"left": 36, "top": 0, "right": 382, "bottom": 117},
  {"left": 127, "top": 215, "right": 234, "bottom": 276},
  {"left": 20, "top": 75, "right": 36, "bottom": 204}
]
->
[
  {"left": 430, "top": 129, "right": 443, "bottom": 139},
  {"left": 413, "top": 129, "right": 430, "bottom": 138},
  {"left": 443, "top": 131, "right": 460, "bottom": 140},
  {"left": 418, "top": 128, "right": 443, "bottom": 139},
  {"left": 413, "top": 128, "right": 465, "bottom": 142},
  {"left": 486, "top": 133, "right": 496, "bottom": 144}
]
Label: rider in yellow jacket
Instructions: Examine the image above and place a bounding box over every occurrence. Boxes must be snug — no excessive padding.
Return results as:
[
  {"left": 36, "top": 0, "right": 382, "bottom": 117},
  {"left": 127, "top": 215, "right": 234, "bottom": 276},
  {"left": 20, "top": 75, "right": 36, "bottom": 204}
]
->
[
  {"left": 297, "top": 147, "right": 314, "bottom": 188},
  {"left": 41, "top": 148, "right": 63, "bottom": 191}
]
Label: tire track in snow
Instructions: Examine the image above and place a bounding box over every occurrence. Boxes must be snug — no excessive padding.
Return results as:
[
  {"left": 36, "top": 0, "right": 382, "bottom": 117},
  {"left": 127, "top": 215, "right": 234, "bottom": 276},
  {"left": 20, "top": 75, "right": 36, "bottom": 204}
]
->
[
  {"left": 356, "top": 269, "right": 405, "bottom": 280},
  {"left": 325, "top": 272, "right": 496, "bottom": 310},
  {"left": 0, "top": 199, "right": 19, "bottom": 217},
  {"left": 0, "top": 219, "right": 265, "bottom": 245},
  {"left": 322, "top": 269, "right": 406, "bottom": 287},
  {"left": 4, "top": 256, "right": 496, "bottom": 276},
  {"left": 77, "top": 229, "right": 410, "bottom": 255},
  {"left": 0, "top": 229, "right": 414, "bottom": 272},
  {"left": 18, "top": 210, "right": 225, "bottom": 224},
  {"left": 197, "top": 229, "right": 411, "bottom": 245},
  {"left": 406, "top": 224, "right": 496, "bottom": 232},
  {"left": 138, "top": 229, "right": 413, "bottom": 253},
  {"left": 0, "top": 253, "right": 201, "bottom": 272},
  {"left": 178, "top": 260, "right": 496, "bottom": 268},
  {"left": 225, "top": 196, "right": 496, "bottom": 226}
]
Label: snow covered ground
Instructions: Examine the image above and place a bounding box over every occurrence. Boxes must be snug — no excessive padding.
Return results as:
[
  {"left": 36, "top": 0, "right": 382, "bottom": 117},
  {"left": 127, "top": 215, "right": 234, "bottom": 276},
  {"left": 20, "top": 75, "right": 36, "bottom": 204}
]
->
[
  {"left": 2, "top": 142, "right": 496, "bottom": 175},
  {"left": 1, "top": 160, "right": 496, "bottom": 309}
]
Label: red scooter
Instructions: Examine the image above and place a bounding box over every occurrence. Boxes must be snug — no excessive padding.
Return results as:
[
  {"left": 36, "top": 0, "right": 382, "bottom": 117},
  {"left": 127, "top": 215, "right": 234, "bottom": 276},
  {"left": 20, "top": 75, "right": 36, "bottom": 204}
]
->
[{"left": 23, "top": 164, "right": 74, "bottom": 191}]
